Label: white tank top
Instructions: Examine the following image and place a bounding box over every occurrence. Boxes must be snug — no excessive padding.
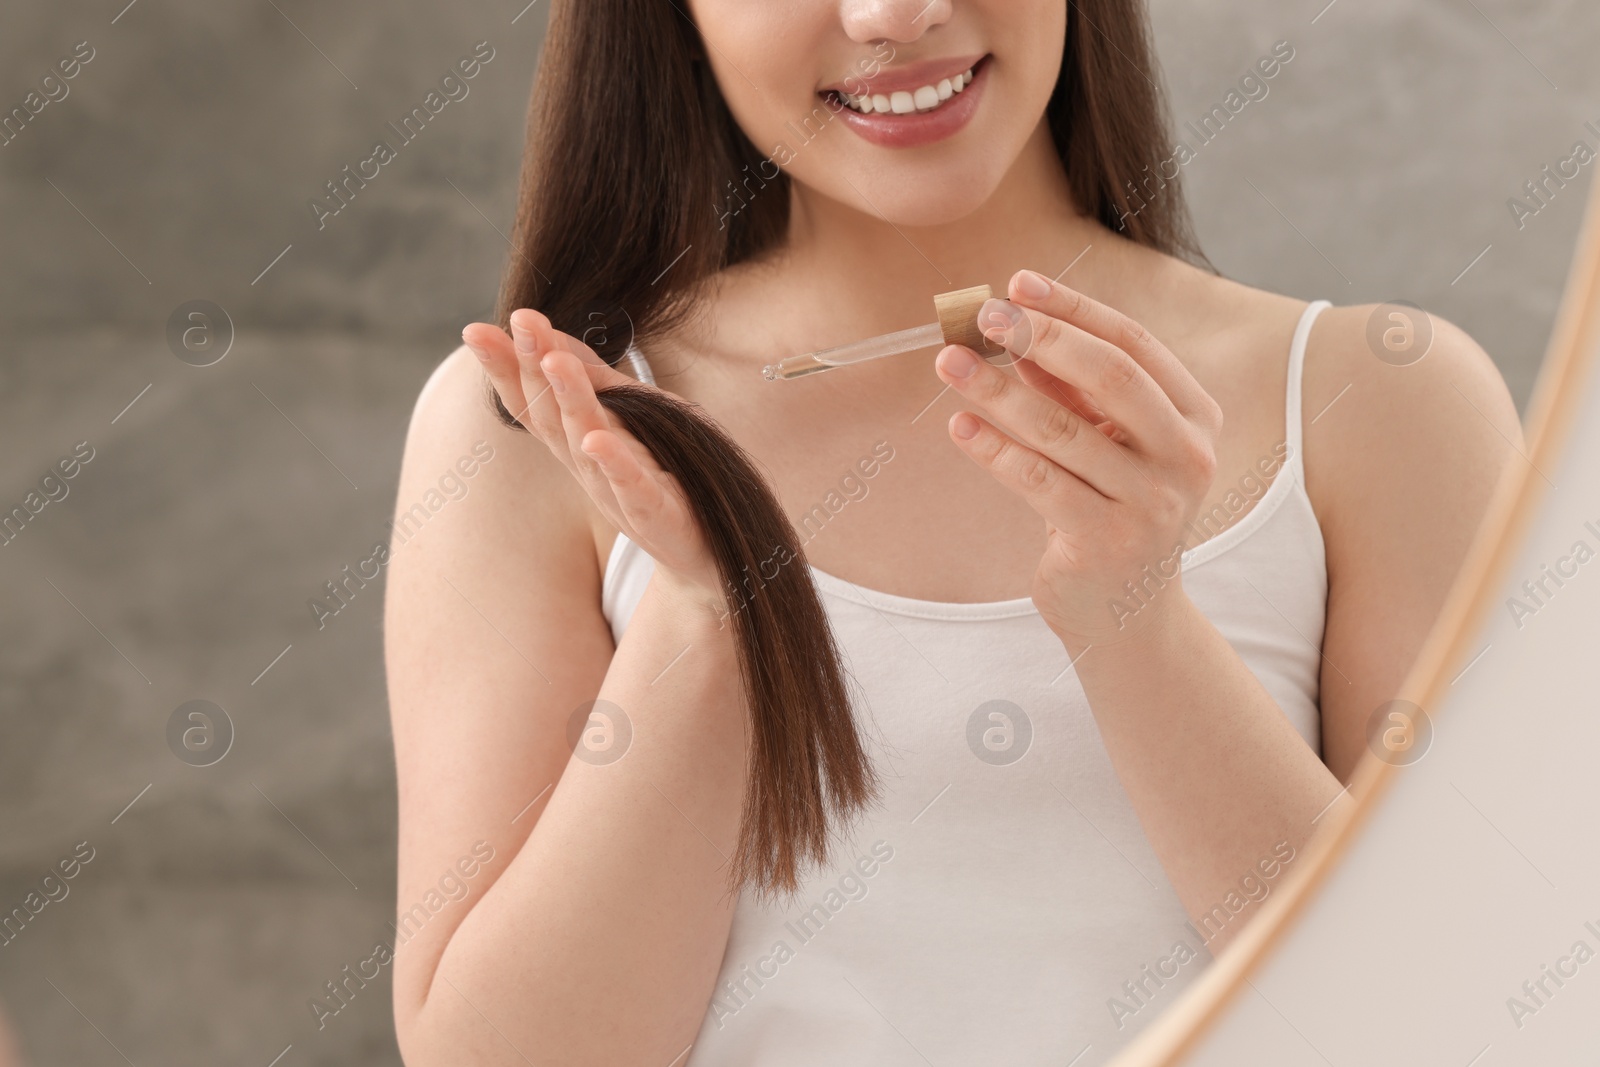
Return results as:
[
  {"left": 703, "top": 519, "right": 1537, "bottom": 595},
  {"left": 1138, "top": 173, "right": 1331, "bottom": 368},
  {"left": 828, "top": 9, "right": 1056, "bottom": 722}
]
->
[{"left": 602, "top": 301, "right": 1330, "bottom": 1066}]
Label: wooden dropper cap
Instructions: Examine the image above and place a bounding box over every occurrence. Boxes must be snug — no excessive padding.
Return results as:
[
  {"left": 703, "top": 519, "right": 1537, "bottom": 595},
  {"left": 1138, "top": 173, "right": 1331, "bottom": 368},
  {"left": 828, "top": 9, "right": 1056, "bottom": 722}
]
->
[{"left": 933, "top": 284, "right": 1004, "bottom": 355}]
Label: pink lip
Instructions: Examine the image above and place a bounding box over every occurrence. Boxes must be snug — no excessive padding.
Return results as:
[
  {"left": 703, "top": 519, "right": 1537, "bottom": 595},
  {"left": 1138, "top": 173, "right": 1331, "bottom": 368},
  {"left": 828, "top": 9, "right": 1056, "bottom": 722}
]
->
[
  {"left": 825, "top": 56, "right": 990, "bottom": 150},
  {"left": 822, "top": 53, "right": 987, "bottom": 97}
]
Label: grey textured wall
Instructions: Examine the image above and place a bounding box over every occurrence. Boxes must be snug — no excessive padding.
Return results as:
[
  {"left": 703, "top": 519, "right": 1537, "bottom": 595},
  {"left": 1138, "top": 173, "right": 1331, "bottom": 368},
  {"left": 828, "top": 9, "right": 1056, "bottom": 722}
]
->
[
  {"left": 0, "top": 1, "right": 1591, "bottom": 1064},
  {"left": 1149, "top": 0, "right": 1595, "bottom": 406}
]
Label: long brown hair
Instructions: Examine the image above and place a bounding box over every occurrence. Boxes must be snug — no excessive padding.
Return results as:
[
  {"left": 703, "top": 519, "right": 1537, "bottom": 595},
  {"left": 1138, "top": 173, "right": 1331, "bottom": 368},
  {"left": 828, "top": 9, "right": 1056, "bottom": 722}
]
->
[{"left": 487, "top": 0, "right": 1202, "bottom": 895}]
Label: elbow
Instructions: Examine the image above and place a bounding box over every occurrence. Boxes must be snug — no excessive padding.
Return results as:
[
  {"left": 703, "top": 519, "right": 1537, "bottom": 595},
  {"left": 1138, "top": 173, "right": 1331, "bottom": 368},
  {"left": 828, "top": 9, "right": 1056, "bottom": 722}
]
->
[
  {"left": 395, "top": 1001, "right": 548, "bottom": 1067},
  {"left": 393, "top": 995, "right": 427, "bottom": 1066},
  {"left": 393, "top": 978, "right": 449, "bottom": 1067},
  {"left": 393, "top": 982, "right": 523, "bottom": 1067},
  {"left": 394, "top": 1009, "right": 463, "bottom": 1067}
]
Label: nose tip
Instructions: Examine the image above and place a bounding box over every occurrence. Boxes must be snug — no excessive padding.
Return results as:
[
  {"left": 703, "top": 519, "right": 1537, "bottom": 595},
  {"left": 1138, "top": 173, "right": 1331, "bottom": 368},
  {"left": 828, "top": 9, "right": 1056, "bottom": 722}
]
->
[{"left": 839, "top": 0, "right": 952, "bottom": 45}]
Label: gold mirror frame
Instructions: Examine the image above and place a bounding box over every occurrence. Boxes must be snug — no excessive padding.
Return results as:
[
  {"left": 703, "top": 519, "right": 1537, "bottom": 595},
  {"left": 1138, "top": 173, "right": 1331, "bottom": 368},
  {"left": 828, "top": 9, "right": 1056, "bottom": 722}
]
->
[{"left": 1108, "top": 175, "right": 1600, "bottom": 1066}]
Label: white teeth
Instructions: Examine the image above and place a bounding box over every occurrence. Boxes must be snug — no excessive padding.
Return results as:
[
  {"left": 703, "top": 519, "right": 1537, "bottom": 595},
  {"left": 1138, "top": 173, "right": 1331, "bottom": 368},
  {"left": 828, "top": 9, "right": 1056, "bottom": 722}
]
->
[{"left": 838, "top": 66, "right": 976, "bottom": 114}]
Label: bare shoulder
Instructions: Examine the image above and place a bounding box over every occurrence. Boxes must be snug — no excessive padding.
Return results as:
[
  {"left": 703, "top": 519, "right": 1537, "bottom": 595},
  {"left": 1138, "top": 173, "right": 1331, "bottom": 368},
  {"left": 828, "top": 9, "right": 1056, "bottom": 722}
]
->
[
  {"left": 400, "top": 343, "right": 547, "bottom": 491},
  {"left": 393, "top": 344, "right": 600, "bottom": 566},
  {"left": 1297, "top": 301, "right": 1524, "bottom": 527},
  {"left": 384, "top": 344, "right": 611, "bottom": 679}
]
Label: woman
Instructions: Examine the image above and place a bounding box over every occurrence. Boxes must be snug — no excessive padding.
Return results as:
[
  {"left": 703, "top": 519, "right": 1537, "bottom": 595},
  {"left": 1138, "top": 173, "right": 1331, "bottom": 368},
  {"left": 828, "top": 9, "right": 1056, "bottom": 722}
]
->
[{"left": 384, "top": 1, "right": 1521, "bottom": 1063}]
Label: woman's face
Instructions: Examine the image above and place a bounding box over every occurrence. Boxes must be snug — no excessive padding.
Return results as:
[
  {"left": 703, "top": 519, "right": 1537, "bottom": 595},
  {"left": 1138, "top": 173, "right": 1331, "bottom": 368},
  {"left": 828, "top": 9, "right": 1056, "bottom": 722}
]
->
[{"left": 688, "top": 0, "right": 1068, "bottom": 229}]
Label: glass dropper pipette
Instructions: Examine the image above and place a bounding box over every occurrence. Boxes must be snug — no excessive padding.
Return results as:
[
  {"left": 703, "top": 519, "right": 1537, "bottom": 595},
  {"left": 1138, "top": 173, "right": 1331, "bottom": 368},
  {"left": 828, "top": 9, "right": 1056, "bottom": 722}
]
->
[
  {"left": 761, "top": 321, "right": 947, "bottom": 380},
  {"left": 761, "top": 284, "right": 999, "bottom": 381}
]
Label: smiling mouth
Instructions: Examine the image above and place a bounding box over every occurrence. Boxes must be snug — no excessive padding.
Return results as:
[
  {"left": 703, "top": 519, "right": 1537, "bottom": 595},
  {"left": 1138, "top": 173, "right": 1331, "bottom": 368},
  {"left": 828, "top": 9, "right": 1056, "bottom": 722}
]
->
[{"left": 822, "top": 56, "right": 990, "bottom": 117}]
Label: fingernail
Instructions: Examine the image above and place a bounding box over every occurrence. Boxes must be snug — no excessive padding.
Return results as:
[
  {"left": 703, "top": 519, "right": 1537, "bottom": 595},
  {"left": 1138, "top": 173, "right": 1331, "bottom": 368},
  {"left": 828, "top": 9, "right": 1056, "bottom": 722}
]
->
[
  {"left": 512, "top": 320, "right": 537, "bottom": 357},
  {"left": 937, "top": 345, "right": 979, "bottom": 379},
  {"left": 951, "top": 412, "right": 980, "bottom": 440},
  {"left": 539, "top": 354, "right": 566, "bottom": 393},
  {"left": 463, "top": 335, "right": 490, "bottom": 362},
  {"left": 1014, "top": 270, "right": 1051, "bottom": 300},
  {"left": 979, "top": 297, "right": 1022, "bottom": 344}
]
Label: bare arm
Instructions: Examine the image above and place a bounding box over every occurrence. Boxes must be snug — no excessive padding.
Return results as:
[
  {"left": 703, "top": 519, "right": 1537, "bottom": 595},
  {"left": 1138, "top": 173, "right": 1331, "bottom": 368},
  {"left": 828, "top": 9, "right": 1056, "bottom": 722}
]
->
[
  {"left": 1309, "top": 308, "right": 1523, "bottom": 782},
  {"left": 386, "top": 334, "right": 747, "bottom": 1065},
  {"left": 935, "top": 275, "right": 1519, "bottom": 954}
]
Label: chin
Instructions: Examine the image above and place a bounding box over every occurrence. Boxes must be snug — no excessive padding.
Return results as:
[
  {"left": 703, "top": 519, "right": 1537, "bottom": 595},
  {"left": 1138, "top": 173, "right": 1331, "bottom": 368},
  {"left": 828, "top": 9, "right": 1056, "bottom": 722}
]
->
[{"left": 825, "top": 156, "right": 1008, "bottom": 229}]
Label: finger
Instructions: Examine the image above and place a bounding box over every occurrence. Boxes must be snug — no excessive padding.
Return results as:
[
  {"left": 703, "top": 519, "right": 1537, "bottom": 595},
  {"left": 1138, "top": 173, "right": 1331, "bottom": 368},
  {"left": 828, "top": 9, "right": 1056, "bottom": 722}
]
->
[
  {"left": 1006, "top": 270, "right": 1221, "bottom": 429},
  {"left": 1015, "top": 357, "right": 1125, "bottom": 444},
  {"left": 580, "top": 427, "right": 669, "bottom": 535},
  {"left": 464, "top": 321, "right": 533, "bottom": 427},
  {"left": 979, "top": 295, "right": 1191, "bottom": 459},
  {"left": 508, "top": 309, "right": 571, "bottom": 453},
  {"left": 541, "top": 348, "right": 621, "bottom": 504},
  {"left": 935, "top": 344, "right": 1137, "bottom": 500},
  {"left": 947, "top": 408, "right": 1111, "bottom": 530},
  {"left": 521, "top": 307, "right": 640, "bottom": 392}
]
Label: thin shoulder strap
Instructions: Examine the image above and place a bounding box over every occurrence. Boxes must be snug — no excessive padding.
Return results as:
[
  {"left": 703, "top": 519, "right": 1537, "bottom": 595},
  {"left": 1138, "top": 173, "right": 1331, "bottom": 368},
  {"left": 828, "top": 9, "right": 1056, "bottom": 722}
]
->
[
  {"left": 1286, "top": 300, "right": 1332, "bottom": 461},
  {"left": 621, "top": 340, "right": 657, "bottom": 386}
]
